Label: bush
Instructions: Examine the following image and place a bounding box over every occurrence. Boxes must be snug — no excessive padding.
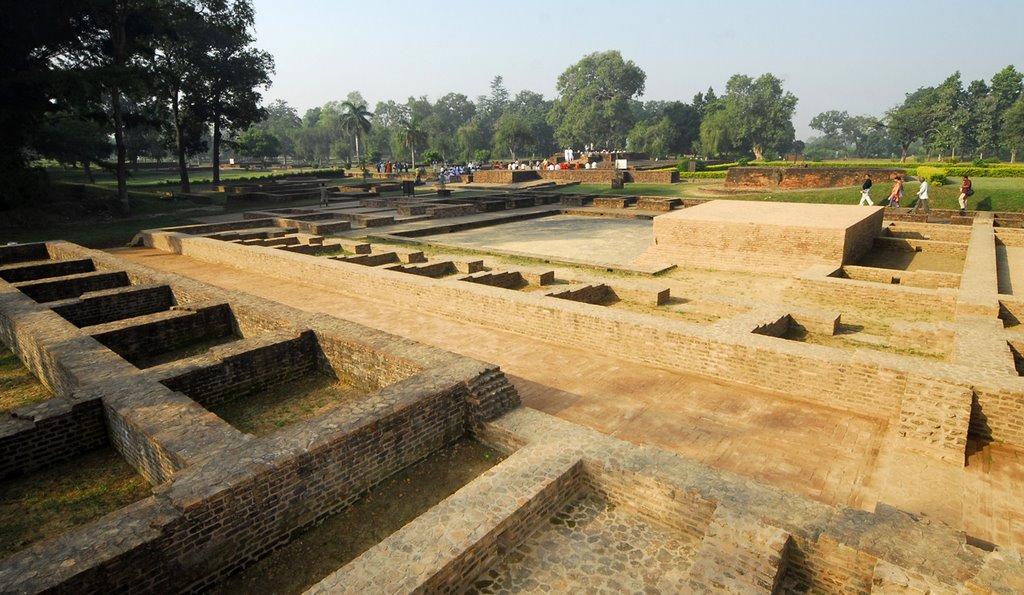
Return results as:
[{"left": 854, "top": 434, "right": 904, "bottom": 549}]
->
[
  {"left": 678, "top": 171, "right": 728, "bottom": 179},
  {"left": 737, "top": 158, "right": 749, "bottom": 166},
  {"left": 916, "top": 165, "right": 948, "bottom": 185}
]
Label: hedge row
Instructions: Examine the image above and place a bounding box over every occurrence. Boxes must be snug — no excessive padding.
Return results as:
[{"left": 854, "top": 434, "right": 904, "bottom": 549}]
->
[
  {"left": 151, "top": 167, "right": 347, "bottom": 186},
  {"left": 678, "top": 171, "right": 728, "bottom": 179}
]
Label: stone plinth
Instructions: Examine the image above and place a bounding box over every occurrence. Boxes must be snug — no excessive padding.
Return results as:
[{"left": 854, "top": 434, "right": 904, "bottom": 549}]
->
[{"left": 635, "top": 200, "right": 883, "bottom": 274}]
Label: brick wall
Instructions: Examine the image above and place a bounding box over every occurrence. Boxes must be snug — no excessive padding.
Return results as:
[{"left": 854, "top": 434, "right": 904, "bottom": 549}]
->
[
  {"left": 0, "top": 397, "right": 108, "bottom": 480},
  {"left": 582, "top": 462, "right": 716, "bottom": 540},
  {"left": 895, "top": 376, "right": 972, "bottom": 463},
  {"left": 15, "top": 271, "right": 131, "bottom": 303},
  {"left": 150, "top": 235, "right": 922, "bottom": 420},
  {"left": 89, "top": 304, "right": 235, "bottom": 367},
  {"left": 157, "top": 332, "right": 318, "bottom": 410},
  {"left": 50, "top": 285, "right": 175, "bottom": 328},
  {"left": 0, "top": 258, "right": 95, "bottom": 283},
  {"left": 725, "top": 167, "right": 902, "bottom": 190},
  {"left": 841, "top": 265, "right": 962, "bottom": 289},
  {"left": 0, "top": 242, "right": 50, "bottom": 265},
  {"left": 791, "top": 274, "right": 957, "bottom": 319},
  {"left": 685, "top": 507, "right": 792, "bottom": 593}
]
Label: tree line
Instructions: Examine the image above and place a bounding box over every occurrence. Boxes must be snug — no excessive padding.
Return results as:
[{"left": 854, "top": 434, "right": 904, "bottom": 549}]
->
[
  {"left": 7, "top": 1, "right": 1024, "bottom": 215},
  {"left": 3, "top": 0, "right": 272, "bottom": 211},
  {"left": 807, "top": 66, "right": 1024, "bottom": 163},
  {"left": 240, "top": 52, "right": 802, "bottom": 170}
]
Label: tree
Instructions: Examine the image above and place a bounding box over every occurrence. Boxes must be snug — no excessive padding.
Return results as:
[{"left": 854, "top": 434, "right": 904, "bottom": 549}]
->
[
  {"left": 698, "top": 74, "right": 797, "bottom": 160},
  {"left": 1, "top": 1, "right": 98, "bottom": 206},
  {"left": 196, "top": 0, "right": 273, "bottom": 185},
  {"left": 494, "top": 113, "right": 533, "bottom": 161},
  {"left": 340, "top": 99, "right": 373, "bottom": 164},
  {"left": 885, "top": 87, "right": 936, "bottom": 162},
  {"left": 507, "top": 90, "right": 555, "bottom": 158},
  {"left": 73, "top": 0, "right": 166, "bottom": 213},
  {"left": 234, "top": 127, "right": 279, "bottom": 166},
  {"left": 627, "top": 118, "right": 671, "bottom": 158},
  {"left": 398, "top": 118, "right": 425, "bottom": 168},
  {"left": 698, "top": 73, "right": 797, "bottom": 161},
  {"left": 1004, "top": 97, "right": 1024, "bottom": 163},
  {"left": 547, "top": 50, "right": 646, "bottom": 149},
  {"left": 259, "top": 99, "right": 301, "bottom": 163}
]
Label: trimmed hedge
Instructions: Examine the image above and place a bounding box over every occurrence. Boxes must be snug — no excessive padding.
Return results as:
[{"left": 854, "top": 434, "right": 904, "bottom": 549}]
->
[
  {"left": 679, "top": 171, "right": 728, "bottom": 179},
  {"left": 916, "top": 166, "right": 948, "bottom": 185}
]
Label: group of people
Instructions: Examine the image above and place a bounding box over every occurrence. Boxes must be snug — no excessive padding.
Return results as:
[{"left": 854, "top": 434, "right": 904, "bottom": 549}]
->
[
  {"left": 375, "top": 161, "right": 412, "bottom": 174},
  {"left": 859, "top": 173, "right": 973, "bottom": 215}
]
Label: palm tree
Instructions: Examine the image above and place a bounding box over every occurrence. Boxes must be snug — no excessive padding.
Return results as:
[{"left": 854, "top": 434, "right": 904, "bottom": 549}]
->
[
  {"left": 399, "top": 118, "right": 425, "bottom": 170},
  {"left": 340, "top": 100, "right": 372, "bottom": 165}
]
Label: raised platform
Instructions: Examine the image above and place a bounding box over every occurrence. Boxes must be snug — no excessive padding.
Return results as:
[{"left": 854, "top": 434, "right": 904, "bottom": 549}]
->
[
  {"left": 725, "top": 166, "right": 903, "bottom": 190},
  {"left": 635, "top": 200, "right": 884, "bottom": 274}
]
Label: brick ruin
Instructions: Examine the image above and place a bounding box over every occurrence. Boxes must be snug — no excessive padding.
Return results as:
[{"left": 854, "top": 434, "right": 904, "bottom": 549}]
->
[
  {"left": 4, "top": 197, "right": 1024, "bottom": 592},
  {"left": 725, "top": 167, "right": 904, "bottom": 190}
]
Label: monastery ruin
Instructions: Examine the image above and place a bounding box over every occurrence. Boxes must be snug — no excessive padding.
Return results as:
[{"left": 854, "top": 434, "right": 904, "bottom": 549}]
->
[{"left": 3, "top": 186, "right": 1024, "bottom": 593}]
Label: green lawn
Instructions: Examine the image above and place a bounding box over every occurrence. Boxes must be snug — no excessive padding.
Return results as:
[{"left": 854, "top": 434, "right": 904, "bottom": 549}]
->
[{"left": 555, "top": 177, "right": 1024, "bottom": 211}]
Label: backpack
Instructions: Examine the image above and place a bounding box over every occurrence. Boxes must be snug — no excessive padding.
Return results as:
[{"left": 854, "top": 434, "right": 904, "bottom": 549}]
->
[{"left": 966, "top": 187, "right": 974, "bottom": 197}]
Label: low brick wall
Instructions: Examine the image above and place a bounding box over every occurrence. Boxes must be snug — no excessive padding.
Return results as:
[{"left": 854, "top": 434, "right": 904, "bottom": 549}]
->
[
  {"left": 89, "top": 303, "right": 236, "bottom": 368},
  {"left": 873, "top": 236, "right": 969, "bottom": 256},
  {"left": 14, "top": 271, "right": 130, "bottom": 303},
  {"left": 50, "top": 284, "right": 176, "bottom": 328},
  {"left": 0, "top": 258, "right": 95, "bottom": 283},
  {"left": 725, "top": 167, "right": 903, "bottom": 190},
  {"left": 157, "top": 332, "right": 319, "bottom": 410},
  {"left": 0, "top": 397, "right": 108, "bottom": 480},
  {"left": 791, "top": 272, "right": 958, "bottom": 320},
  {"left": 147, "top": 234, "right": 965, "bottom": 424},
  {"left": 841, "top": 265, "right": 962, "bottom": 289},
  {"left": 0, "top": 241, "right": 50, "bottom": 265}
]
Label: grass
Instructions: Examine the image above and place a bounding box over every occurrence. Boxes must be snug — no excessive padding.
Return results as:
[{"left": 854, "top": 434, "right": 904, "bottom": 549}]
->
[
  {"left": 0, "top": 348, "right": 52, "bottom": 411},
  {"left": 210, "top": 373, "right": 366, "bottom": 436},
  {"left": 0, "top": 447, "right": 151, "bottom": 559},
  {"left": 554, "top": 177, "right": 1024, "bottom": 211}
]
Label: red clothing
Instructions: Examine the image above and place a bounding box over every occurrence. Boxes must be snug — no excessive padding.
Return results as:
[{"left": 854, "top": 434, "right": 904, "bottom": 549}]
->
[{"left": 960, "top": 179, "right": 972, "bottom": 194}]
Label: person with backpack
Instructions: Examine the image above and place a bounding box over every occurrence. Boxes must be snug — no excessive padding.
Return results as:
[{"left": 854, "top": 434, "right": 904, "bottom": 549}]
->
[{"left": 958, "top": 175, "right": 973, "bottom": 215}]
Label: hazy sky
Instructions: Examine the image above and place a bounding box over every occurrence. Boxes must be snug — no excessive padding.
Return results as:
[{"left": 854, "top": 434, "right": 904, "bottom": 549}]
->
[{"left": 251, "top": 0, "right": 1023, "bottom": 139}]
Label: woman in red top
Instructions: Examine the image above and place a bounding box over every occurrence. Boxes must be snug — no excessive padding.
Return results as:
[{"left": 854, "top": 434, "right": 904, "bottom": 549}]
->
[{"left": 958, "top": 176, "right": 972, "bottom": 215}]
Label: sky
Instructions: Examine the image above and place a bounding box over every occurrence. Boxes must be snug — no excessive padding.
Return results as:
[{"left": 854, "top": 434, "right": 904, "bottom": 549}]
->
[{"left": 251, "top": 0, "right": 1024, "bottom": 140}]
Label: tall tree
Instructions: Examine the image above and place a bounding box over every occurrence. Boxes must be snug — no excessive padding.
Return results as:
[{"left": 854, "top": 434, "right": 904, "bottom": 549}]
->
[
  {"left": 699, "top": 73, "right": 797, "bottom": 160},
  {"left": 494, "top": 113, "right": 532, "bottom": 161},
  {"left": 547, "top": 50, "right": 646, "bottom": 149},
  {"left": 884, "top": 86, "right": 936, "bottom": 162},
  {"left": 1004, "top": 97, "right": 1024, "bottom": 163},
  {"left": 340, "top": 99, "right": 373, "bottom": 165},
  {"left": 74, "top": 0, "right": 165, "bottom": 212},
  {"left": 197, "top": 0, "right": 273, "bottom": 185},
  {"left": 397, "top": 118, "right": 425, "bottom": 168}
]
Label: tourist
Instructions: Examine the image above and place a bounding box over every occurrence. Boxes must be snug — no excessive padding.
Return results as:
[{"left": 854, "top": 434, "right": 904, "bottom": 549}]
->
[
  {"left": 913, "top": 177, "right": 930, "bottom": 214},
  {"left": 319, "top": 183, "right": 328, "bottom": 207},
  {"left": 887, "top": 176, "right": 903, "bottom": 208},
  {"left": 958, "top": 175, "right": 973, "bottom": 215},
  {"left": 858, "top": 175, "right": 873, "bottom": 206}
]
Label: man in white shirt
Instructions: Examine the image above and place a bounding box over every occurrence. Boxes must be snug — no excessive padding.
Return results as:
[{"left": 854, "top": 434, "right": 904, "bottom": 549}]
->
[{"left": 913, "top": 177, "right": 930, "bottom": 213}]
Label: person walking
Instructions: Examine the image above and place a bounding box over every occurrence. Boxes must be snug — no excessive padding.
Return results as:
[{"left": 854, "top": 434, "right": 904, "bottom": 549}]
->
[
  {"left": 887, "top": 176, "right": 903, "bottom": 207},
  {"left": 913, "top": 176, "right": 930, "bottom": 214},
  {"left": 859, "top": 174, "right": 874, "bottom": 206},
  {"left": 958, "top": 175, "right": 973, "bottom": 215}
]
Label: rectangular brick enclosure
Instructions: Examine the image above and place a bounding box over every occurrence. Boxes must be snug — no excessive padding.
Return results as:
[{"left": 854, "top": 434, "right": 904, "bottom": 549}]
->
[{"left": 636, "top": 200, "right": 884, "bottom": 273}]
